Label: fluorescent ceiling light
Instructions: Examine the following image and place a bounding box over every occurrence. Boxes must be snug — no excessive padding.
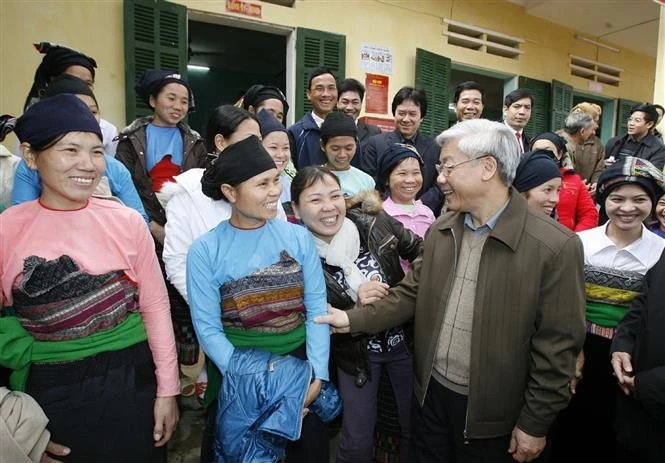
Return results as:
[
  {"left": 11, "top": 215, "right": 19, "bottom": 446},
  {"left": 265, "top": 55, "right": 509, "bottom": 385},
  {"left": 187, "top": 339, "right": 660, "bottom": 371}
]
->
[{"left": 187, "top": 64, "right": 210, "bottom": 71}]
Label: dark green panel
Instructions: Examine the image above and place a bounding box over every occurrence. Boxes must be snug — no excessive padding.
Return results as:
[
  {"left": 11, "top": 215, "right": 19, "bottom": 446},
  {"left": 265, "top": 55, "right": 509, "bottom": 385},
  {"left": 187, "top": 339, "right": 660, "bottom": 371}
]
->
[
  {"left": 518, "top": 76, "right": 551, "bottom": 137},
  {"left": 415, "top": 48, "right": 450, "bottom": 138},
  {"left": 550, "top": 79, "right": 573, "bottom": 131},
  {"left": 124, "top": 0, "right": 187, "bottom": 125},
  {"left": 615, "top": 98, "right": 641, "bottom": 136},
  {"left": 295, "top": 28, "right": 346, "bottom": 120}
]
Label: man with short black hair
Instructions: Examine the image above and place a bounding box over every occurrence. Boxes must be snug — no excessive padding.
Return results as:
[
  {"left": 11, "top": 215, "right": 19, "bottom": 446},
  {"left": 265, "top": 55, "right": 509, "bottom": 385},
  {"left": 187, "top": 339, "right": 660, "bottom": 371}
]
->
[
  {"left": 287, "top": 66, "right": 338, "bottom": 168},
  {"left": 337, "top": 78, "right": 381, "bottom": 144},
  {"left": 503, "top": 88, "right": 534, "bottom": 154},
  {"left": 361, "top": 86, "right": 442, "bottom": 213},
  {"left": 605, "top": 104, "right": 665, "bottom": 169},
  {"left": 336, "top": 78, "right": 381, "bottom": 168},
  {"left": 453, "top": 81, "right": 484, "bottom": 122}
]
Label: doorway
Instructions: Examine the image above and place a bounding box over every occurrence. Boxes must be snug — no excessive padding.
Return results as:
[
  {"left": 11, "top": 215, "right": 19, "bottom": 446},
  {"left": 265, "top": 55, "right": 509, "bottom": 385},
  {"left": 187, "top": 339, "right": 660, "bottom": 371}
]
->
[
  {"left": 573, "top": 91, "right": 616, "bottom": 144},
  {"left": 186, "top": 19, "right": 288, "bottom": 135}
]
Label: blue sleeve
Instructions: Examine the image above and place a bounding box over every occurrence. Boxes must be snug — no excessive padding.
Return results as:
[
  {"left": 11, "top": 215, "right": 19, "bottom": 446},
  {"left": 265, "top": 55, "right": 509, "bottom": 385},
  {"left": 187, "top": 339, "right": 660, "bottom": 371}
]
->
[
  {"left": 298, "top": 229, "right": 330, "bottom": 381},
  {"left": 11, "top": 160, "right": 41, "bottom": 205},
  {"left": 186, "top": 238, "right": 235, "bottom": 374},
  {"left": 105, "top": 155, "right": 150, "bottom": 225}
]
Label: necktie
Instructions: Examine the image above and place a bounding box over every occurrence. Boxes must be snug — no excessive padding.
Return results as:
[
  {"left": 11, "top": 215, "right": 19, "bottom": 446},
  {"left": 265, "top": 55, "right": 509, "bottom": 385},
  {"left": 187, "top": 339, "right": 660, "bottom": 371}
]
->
[{"left": 515, "top": 132, "right": 523, "bottom": 154}]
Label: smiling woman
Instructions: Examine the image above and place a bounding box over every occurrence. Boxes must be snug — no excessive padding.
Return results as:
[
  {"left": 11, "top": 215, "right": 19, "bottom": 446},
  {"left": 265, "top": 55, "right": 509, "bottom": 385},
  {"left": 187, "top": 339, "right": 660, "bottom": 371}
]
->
[
  {"left": 552, "top": 156, "right": 665, "bottom": 461},
  {"left": 188, "top": 136, "right": 332, "bottom": 462},
  {"left": 0, "top": 94, "right": 180, "bottom": 463},
  {"left": 291, "top": 165, "right": 423, "bottom": 462},
  {"left": 115, "top": 69, "right": 208, "bottom": 367}
]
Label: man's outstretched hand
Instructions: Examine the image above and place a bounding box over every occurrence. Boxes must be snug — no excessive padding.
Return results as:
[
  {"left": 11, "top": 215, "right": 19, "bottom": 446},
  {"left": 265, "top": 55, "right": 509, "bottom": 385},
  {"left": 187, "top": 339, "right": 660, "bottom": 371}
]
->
[{"left": 314, "top": 305, "right": 350, "bottom": 333}]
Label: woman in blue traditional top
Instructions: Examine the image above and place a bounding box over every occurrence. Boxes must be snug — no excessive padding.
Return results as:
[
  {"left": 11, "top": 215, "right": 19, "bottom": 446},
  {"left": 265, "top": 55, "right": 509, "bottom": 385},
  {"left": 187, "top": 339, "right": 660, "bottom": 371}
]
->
[{"left": 186, "top": 135, "right": 330, "bottom": 462}]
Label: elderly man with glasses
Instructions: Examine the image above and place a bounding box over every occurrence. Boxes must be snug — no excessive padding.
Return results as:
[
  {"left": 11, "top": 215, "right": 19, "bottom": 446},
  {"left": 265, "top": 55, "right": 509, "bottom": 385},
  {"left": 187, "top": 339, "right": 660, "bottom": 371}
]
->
[{"left": 317, "top": 119, "right": 586, "bottom": 463}]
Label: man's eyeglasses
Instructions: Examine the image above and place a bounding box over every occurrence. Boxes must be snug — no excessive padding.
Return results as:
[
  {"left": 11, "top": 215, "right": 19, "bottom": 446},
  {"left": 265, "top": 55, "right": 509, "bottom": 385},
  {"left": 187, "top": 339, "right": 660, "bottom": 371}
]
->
[{"left": 435, "top": 155, "right": 490, "bottom": 176}]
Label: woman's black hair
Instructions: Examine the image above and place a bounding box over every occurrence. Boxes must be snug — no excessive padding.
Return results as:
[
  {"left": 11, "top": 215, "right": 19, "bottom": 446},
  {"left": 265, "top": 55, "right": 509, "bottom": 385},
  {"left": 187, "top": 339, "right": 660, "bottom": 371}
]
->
[
  {"left": 205, "top": 105, "right": 257, "bottom": 153},
  {"left": 377, "top": 156, "right": 421, "bottom": 200},
  {"left": 29, "top": 134, "right": 67, "bottom": 152},
  {"left": 291, "top": 165, "right": 341, "bottom": 205}
]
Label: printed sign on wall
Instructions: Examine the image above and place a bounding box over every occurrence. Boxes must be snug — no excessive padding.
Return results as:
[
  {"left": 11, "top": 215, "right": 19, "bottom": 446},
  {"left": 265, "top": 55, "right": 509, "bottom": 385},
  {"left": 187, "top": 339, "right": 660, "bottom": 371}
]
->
[{"left": 360, "top": 44, "right": 393, "bottom": 75}]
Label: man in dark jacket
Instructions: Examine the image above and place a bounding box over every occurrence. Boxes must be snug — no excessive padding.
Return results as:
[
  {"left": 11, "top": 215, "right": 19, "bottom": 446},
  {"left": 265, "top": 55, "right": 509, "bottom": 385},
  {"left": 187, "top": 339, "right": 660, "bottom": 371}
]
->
[
  {"left": 503, "top": 88, "right": 533, "bottom": 154},
  {"left": 318, "top": 119, "right": 586, "bottom": 463},
  {"left": 337, "top": 77, "right": 381, "bottom": 169},
  {"left": 287, "top": 66, "right": 338, "bottom": 168},
  {"left": 605, "top": 104, "right": 665, "bottom": 170},
  {"left": 361, "top": 87, "right": 442, "bottom": 214}
]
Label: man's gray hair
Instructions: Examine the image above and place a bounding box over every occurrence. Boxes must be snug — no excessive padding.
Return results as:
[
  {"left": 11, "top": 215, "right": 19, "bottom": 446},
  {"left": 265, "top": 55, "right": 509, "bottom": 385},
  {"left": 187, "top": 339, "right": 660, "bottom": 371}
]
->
[
  {"left": 435, "top": 119, "right": 520, "bottom": 186},
  {"left": 564, "top": 112, "right": 594, "bottom": 135}
]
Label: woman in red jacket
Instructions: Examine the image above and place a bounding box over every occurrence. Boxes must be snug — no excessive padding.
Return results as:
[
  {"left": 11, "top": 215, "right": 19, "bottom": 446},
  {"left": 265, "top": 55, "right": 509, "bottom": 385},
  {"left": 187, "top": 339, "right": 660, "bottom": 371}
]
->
[{"left": 531, "top": 132, "right": 599, "bottom": 231}]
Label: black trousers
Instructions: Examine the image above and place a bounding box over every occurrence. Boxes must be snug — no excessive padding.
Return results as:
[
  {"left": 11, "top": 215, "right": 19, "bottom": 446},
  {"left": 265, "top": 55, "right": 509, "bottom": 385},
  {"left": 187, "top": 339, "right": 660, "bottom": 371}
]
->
[
  {"left": 26, "top": 341, "right": 165, "bottom": 463},
  {"left": 550, "top": 333, "right": 616, "bottom": 462},
  {"left": 413, "top": 378, "right": 551, "bottom": 463},
  {"left": 199, "top": 343, "right": 329, "bottom": 463}
]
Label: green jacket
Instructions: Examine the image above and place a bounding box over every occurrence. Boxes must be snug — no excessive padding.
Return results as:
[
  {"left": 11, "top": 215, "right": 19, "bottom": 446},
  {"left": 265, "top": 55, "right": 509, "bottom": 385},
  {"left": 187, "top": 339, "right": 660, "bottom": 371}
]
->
[{"left": 347, "top": 189, "right": 586, "bottom": 439}]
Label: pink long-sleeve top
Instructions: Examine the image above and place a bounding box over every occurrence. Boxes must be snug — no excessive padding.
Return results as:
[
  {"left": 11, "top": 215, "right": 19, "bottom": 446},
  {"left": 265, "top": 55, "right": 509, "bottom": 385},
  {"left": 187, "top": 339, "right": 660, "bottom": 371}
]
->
[
  {"left": 0, "top": 198, "right": 179, "bottom": 397},
  {"left": 382, "top": 197, "right": 436, "bottom": 273}
]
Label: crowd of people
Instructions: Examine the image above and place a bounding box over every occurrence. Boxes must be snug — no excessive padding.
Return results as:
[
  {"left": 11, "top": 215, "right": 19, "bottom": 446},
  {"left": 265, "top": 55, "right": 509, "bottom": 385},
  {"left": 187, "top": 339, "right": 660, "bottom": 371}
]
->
[{"left": 1, "top": 41, "right": 665, "bottom": 463}]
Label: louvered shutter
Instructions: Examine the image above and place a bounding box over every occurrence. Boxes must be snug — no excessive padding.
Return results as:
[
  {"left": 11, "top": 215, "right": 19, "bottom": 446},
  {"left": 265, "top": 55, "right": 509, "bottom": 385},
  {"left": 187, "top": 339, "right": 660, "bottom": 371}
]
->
[
  {"left": 517, "top": 76, "right": 551, "bottom": 137},
  {"left": 123, "top": 0, "right": 187, "bottom": 124},
  {"left": 295, "top": 28, "right": 346, "bottom": 119},
  {"left": 615, "top": 98, "right": 641, "bottom": 136},
  {"left": 550, "top": 80, "right": 573, "bottom": 131},
  {"left": 415, "top": 48, "right": 450, "bottom": 137}
]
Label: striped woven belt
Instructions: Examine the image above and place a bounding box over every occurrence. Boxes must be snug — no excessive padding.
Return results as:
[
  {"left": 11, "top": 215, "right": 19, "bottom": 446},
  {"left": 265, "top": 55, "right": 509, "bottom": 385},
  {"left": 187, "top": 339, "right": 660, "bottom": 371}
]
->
[{"left": 585, "top": 321, "right": 616, "bottom": 340}]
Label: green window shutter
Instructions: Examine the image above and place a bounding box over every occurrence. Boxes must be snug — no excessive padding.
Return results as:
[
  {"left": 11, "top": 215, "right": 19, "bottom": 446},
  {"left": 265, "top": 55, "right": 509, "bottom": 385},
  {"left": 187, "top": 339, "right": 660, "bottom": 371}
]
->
[
  {"left": 295, "top": 28, "right": 346, "bottom": 120},
  {"left": 615, "top": 98, "right": 641, "bottom": 136},
  {"left": 123, "top": 0, "right": 187, "bottom": 125},
  {"left": 415, "top": 48, "right": 450, "bottom": 137},
  {"left": 550, "top": 80, "right": 573, "bottom": 131},
  {"left": 517, "top": 77, "right": 551, "bottom": 137}
]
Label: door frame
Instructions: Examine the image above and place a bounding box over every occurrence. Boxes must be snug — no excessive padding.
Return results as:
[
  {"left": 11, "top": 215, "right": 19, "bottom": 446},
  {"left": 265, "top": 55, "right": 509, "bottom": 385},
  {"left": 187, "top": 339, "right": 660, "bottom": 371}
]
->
[
  {"left": 572, "top": 89, "right": 616, "bottom": 144},
  {"left": 187, "top": 10, "right": 296, "bottom": 125}
]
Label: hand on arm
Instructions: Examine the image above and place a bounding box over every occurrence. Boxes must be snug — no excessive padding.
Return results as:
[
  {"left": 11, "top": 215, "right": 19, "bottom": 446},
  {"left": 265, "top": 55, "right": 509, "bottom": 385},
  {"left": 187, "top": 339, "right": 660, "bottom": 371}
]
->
[
  {"left": 357, "top": 280, "right": 389, "bottom": 305},
  {"left": 314, "top": 304, "right": 350, "bottom": 334}
]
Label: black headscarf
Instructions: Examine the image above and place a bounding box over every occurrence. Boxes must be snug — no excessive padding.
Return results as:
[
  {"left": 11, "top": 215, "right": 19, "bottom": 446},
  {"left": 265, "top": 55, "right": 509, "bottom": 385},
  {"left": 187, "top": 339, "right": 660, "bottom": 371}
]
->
[
  {"left": 44, "top": 75, "right": 98, "bottom": 105},
  {"left": 201, "top": 135, "right": 276, "bottom": 201},
  {"left": 14, "top": 94, "right": 102, "bottom": 147},
  {"left": 242, "top": 85, "right": 289, "bottom": 122},
  {"left": 135, "top": 69, "right": 195, "bottom": 112},
  {"left": 24, "top": 42, "right": 97, "bottom": 111},
  {"left": 513, "top": 150, "right": 562, "bottom": 193}
]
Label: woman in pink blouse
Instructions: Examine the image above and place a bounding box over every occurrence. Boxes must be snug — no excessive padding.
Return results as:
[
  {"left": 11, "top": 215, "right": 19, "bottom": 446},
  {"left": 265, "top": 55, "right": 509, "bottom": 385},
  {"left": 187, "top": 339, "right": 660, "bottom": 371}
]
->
[
  {"left": 377, "top": 143, "right": 435, "bottom": 271},
  {"left": 0, "top": 95, "right": 179, "bottom": 463}
]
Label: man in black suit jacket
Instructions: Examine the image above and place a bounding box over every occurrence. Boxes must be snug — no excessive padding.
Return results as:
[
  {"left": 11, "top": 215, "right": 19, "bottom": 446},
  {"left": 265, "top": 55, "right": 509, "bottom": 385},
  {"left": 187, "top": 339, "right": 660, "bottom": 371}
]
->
[
  {"left": 357, "top": 119, "right": 382, "bottom": 145},
  {"left": 337, "top": 78, "right": 381, "bottom": 168},
  {"left": 503, "top": 88, "right": 534, "bottom": 154},
  {"left": 361, "top": 86, "right": 442, "bottom": 214}
]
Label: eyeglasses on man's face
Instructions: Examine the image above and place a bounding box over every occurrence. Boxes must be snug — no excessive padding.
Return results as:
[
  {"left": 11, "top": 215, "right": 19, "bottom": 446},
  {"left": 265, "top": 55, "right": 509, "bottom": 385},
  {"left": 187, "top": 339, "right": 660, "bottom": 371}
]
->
[{"left": 435, "top": 155, "right": 490, "bottom": 176}]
